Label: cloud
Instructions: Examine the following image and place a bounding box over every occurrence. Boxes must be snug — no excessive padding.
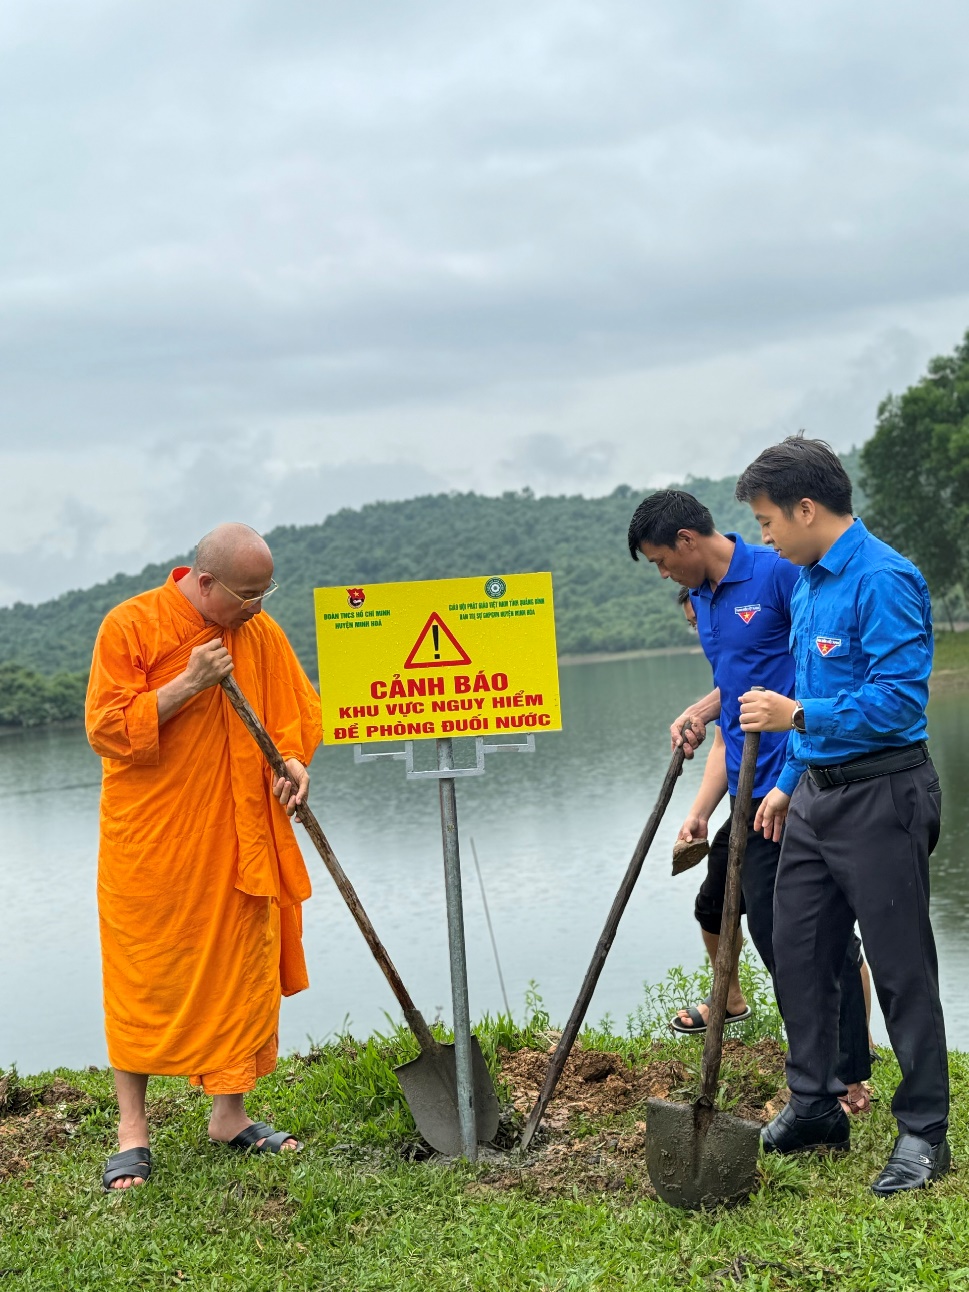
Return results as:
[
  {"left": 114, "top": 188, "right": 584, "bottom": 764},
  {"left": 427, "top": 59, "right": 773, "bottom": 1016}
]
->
[
  {"left": 500, "top": 434, "right": 616, "bottom": 492},
  {"left": 1, "top": 0, "right": 969, "bottom": 602}
]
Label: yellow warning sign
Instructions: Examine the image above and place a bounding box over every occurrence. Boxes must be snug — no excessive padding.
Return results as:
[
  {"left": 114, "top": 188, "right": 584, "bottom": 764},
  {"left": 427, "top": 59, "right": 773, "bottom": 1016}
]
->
[{"left": 313, "top": 573, "right": 562, "bottom": 745}]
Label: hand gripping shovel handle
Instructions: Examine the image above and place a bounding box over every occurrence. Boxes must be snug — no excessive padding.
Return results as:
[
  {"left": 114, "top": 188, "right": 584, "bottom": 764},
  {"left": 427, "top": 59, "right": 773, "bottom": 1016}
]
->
[
  {"left": 220, "top": 675, "right": 439, "bottom": 1056},
  {"left": 519, "top": 724, "right": 691, "bottom": 1150},
  {"left": 698, "top": 726, "right": 760, "bottom": 1105}
]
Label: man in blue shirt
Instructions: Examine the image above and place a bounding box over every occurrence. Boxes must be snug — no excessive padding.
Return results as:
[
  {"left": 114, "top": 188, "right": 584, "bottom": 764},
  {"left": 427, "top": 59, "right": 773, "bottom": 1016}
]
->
[
  {"left": 736, "top": 434, "right": 949, "bottom": 1195},
  {"left": 627, "top": 491, "right": 869, "bottom": 1102}
]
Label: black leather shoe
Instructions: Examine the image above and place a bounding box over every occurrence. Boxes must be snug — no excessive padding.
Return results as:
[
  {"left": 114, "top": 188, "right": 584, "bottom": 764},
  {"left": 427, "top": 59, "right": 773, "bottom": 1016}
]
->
[
  {"left": 871, "top": 1134, "right": 951, "bottom": 1196},
  {"left": 761, "top": 1101, "right": 850, "bottom": 1155}
]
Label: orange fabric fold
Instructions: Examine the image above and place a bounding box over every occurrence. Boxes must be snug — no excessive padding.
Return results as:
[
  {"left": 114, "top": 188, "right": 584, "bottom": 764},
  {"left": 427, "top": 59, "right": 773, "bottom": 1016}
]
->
[
  {"left": 189, "top": 1031, "right": 279, "bottom": 1095},
  {"left": 86, "top": 569, "right": 322, "bottom": 1077}
]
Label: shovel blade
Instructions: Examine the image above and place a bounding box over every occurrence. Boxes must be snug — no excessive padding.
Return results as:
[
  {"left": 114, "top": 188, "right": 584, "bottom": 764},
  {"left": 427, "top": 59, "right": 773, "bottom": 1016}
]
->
[
  {"left": 671, "top": 837, "right": 710, "bottom": 876},
  {"left": 395, "top": 1036, "right": 500, "bottom": 1156},
  {"left": 645, "top": 1097, "right": 761, "bottom": 1210}
]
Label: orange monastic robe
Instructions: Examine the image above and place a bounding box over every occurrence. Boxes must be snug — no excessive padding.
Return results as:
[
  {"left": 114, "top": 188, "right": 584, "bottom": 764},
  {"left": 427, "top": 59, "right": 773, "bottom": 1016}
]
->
[{"left": 86, "top": 569, "right": 322, "bottom": 1085}]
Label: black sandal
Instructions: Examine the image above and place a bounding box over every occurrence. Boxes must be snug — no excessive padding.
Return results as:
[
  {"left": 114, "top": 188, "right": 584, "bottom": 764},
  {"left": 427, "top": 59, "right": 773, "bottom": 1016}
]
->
[
  {"left": 222, "top": 1121, "right": 303, "bottom": 1154},
  {"left": 668, "top": 997, "right": 752, "bottom": 1035},
  {"left": 102, "top": 1146, "right": 152, "bottom": 1191}
]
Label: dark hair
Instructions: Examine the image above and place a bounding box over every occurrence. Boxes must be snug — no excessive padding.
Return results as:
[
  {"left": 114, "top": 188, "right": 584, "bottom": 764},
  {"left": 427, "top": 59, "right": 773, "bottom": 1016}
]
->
[
  {"left": 627, "top": 490, "right": 715, "bottom": 560},
  {"left": 676, "top": 586, "right": 691, "bottom": 606},
  {"left": 735, "top": 433, "right": 852, "bottom": 517}
]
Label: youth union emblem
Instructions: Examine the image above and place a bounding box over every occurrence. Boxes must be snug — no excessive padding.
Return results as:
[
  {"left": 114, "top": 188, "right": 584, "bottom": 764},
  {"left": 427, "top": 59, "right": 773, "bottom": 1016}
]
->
[
  {"left": 734, "top": 604, "right": 761, "bottom": 624},
  {"left": 815, "top": 636, "right": 842, "bottom": 656}
]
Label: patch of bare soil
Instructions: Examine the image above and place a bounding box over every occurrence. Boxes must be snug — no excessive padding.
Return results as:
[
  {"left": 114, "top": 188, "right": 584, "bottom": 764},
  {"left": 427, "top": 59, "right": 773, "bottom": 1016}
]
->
[
  {"left": 0, "top": 1075, "right": 92, "bottom": 1181},
  {"left": 477, "top": 1038, "right": 788, "bottom": 1198},
  {"left": 499, "top": 1045, "right": 692, "bottom": 1129}
]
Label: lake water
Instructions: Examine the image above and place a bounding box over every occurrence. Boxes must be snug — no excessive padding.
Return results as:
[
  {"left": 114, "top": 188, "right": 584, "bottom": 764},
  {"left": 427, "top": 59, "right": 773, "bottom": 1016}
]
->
[{"left": 2, "top": 651, "right": 968, "bottom": 1074}]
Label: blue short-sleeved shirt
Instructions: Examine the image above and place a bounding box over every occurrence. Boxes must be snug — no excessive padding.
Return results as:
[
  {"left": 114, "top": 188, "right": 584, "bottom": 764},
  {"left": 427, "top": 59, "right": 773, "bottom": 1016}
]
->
[
  {"left": 691, "top": 533, "right": 801, "bottom": 799},
  {"left": 776, "top": 519, "right": 933, "bottom": 796}
]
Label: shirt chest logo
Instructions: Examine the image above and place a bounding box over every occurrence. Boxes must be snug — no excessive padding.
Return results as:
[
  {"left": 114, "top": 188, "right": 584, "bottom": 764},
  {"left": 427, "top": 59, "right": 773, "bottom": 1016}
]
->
[
  {"left": 734, "top": 604, "right": 761, "bottom": 624},
  {"left": 815, "top": 636, "right": 842, "bottom": 657}
]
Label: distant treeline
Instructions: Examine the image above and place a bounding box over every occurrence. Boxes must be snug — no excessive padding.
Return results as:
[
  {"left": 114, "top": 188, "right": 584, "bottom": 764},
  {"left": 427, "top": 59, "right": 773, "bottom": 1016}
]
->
[
  {"left": 0, "top": 664, "right": 88, "bottom": 730},
  {"left": 0, "top": 455, "right": 865, "bottom": 729}
]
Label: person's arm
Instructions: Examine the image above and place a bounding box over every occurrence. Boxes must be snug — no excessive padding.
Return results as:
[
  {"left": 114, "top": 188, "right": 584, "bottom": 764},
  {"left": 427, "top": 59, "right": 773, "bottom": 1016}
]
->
[
  {"left": 670, "top": 688, "right": 721, "bottom": 757},
  {"left": 753, "top": 786, "right": 791, "bottom": 843},
  {"left": 740, "top": 569, "right": 930, "bottom": 745},
  {"left": 156, "top": 640, "right": 234, "bottom": 724},
  {"left": 738, "top": 695, "right": 803, "bottom": 831},
  {"left": 677, "top": 725, "right": 728, "bottom": 840},
  {"left": 260, "top": 618, "right": 322, "bottom": 816},
  {"left": 86, "top": 618, "right": 232, "bottom": 764}
]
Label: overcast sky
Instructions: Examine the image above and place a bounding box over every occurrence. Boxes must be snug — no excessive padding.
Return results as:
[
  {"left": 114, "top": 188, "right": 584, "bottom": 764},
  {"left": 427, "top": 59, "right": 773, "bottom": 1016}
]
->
[{"left": 2, "top": 0, "right": 968, "bottom": 606}]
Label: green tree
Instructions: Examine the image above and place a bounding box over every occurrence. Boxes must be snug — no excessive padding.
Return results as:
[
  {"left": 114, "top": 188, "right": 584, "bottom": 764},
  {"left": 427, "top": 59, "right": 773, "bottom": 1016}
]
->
[{"left": 861, "top": 331, "right": 969, "bottom": 626}]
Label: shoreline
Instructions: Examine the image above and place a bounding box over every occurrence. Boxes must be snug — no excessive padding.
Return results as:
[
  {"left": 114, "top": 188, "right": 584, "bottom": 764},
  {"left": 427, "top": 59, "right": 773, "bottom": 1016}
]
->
[
  {"left": 557, "top": 644, "right": 704, "bottom": 666},
  {"left": 0, "top": 638, "right": 965, "bottom": 737}
]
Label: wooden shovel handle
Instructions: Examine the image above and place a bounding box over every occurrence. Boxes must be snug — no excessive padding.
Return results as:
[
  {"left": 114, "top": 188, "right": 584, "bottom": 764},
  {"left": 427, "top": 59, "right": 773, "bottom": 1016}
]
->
[
  {"left": 219, "top": 675, "right": 439, "bottom": 1055},
  {"left": 698, "top": 727, "right": 761, "bottom": 1104},
  {"left": 519, "top": 724, "right": 691, "bottom": 1149}
]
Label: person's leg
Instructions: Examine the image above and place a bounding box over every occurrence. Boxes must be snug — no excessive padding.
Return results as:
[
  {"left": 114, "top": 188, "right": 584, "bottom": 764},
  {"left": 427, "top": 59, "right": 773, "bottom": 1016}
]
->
[
  {"left": 207, "top": 1094, "right": 299, "bottom": 1150},
  {"left": 738, "top": 798, "right": 779, "bottom": 980},
  {"left": 859, "top": 958, "right": 875, "bottom": 1047},
  {"left": 673, "top": 818, "right": 746, "bottom": 1029},
  {"left": 819, "top": 764, "right": 948, "bottom": 1143},
  {"left": 772, "top": 778, "right": 857, "bottom": 1118},
  {"left": 740, "top": 794, "right": 869, "bottom": 1106},
  {"left": 109, "top": 1070, "right": 150, "bottom": 1189},
  {"left": 201, "top": 1033, "right": 299, "bottom": 1150},
  {"left": 836, "top": 935, "right": 873, "bottom": 1112}
]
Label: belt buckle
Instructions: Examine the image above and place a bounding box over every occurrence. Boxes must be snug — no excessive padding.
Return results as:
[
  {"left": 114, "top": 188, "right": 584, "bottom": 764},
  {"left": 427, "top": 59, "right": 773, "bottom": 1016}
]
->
[{"left": 811, "top": 764, "right": 842, "bottom": 789}]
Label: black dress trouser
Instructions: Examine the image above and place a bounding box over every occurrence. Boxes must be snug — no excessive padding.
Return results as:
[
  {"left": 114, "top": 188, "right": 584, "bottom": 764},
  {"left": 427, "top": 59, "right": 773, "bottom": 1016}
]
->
[
  {"left": 775, "top": 760, "right": 948, "bottom": 1141},
  {"left": 694, "top": 797, "right": 871, "bottom": 1086}
]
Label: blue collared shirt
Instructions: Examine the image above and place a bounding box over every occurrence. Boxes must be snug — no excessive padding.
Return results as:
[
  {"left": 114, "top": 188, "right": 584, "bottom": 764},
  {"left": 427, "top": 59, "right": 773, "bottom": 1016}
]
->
[
  {"left": 692, "top": 533, "right": 801, "bottom": 799},
  {"left": 777, "top": 519, "right": 933, "bottom": 797}
]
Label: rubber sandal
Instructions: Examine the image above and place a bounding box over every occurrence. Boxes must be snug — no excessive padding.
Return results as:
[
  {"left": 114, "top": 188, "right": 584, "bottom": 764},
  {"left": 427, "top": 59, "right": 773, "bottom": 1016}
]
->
[
  {"left": 668, "top": 997, "right": 752, "bottom": 1035},
  {"left": 102, "top": 1146, "right": 152, "bottom": 1191},
  {"left": 220, "top": 1121, "right": 303, "bottom": 1154}
]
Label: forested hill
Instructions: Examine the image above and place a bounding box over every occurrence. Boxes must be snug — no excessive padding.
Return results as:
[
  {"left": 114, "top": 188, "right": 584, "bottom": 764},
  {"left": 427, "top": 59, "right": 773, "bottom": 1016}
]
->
[{"left": 0, "top": 454, "right": 865, "bottom": 684}]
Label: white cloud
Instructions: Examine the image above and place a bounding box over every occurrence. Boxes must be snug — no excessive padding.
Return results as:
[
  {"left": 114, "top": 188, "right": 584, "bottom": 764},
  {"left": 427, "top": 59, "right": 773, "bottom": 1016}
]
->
[{"left": 1, "top": 0, "right": 968, "bottom": 604}]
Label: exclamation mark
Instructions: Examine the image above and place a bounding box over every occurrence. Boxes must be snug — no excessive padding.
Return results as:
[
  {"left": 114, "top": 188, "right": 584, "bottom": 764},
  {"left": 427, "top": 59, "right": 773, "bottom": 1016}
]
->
[{"left": 432, "top": 624, "right": 440, "bottom": 659}]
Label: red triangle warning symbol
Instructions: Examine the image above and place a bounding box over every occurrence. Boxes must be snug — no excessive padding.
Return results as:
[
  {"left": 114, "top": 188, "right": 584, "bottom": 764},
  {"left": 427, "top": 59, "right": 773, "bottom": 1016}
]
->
[{"left": 404, "top": 612, "right": 472, "bottom": 669}]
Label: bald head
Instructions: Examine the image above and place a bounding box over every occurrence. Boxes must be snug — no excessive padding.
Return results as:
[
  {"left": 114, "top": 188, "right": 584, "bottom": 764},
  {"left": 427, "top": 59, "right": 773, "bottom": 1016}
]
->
[
  {"left": 181, "top": 523, "right": 275, "bottom": 630},
  {"left": 194, "top": 523, "right": 271, "bottom": 581}
]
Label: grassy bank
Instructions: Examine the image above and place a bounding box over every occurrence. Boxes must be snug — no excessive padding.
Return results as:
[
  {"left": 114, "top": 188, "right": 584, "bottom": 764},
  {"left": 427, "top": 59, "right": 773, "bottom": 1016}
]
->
[
  {"left": 931, "top": 628, "right": 969, "bottom": 689},
  {"left": 2, "top": 966, "right": 967, "bottom": 1291}
]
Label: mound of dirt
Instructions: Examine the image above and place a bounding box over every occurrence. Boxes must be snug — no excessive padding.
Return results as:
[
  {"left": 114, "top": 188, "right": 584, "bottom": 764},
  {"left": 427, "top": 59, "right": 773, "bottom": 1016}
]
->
[
  {"left": 484, "top": 1038, "right": 789, "bottom": 1197},
  {"left": 499, "top": 1045, "right": 693, "bottom": 1130},
  {"left": 499, "top": 1037, "right": 786, "bottom": 1130},
  {"left": 0, "top": 1076, "right": 92, "bottom": 1181}
]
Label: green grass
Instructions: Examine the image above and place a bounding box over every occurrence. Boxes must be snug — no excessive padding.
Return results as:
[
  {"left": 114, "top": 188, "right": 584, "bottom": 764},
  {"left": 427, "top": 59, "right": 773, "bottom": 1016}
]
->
[
  {"left": 933, "top": 628, "right": 969, "bottom": 676},
  {"left": 2, "top": 967, "right": 967, "bottom": 1291}
]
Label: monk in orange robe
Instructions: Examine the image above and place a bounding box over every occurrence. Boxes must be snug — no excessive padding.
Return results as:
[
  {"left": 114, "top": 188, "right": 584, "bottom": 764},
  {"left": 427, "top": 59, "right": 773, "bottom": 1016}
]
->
[{"left": 86, "top": 523, "right": 322, "bottom": 1190}]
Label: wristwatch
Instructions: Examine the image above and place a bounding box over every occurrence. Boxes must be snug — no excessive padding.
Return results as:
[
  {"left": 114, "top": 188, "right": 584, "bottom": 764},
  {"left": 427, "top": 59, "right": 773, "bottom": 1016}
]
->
[{"left": 791, "top": 702, "right": 806, "bottom": 733}]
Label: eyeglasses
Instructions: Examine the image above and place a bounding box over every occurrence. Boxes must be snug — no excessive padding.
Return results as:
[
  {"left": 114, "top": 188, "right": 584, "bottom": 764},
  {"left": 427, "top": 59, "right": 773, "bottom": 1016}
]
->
[{"left": 207, "top": 574, "right": 279, "bottom": 611}]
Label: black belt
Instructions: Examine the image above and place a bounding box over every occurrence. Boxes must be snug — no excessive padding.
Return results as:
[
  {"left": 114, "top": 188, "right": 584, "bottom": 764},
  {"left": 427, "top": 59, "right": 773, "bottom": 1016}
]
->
[{"left": 808, "top": 741, "right": 928, "bottom": 789}]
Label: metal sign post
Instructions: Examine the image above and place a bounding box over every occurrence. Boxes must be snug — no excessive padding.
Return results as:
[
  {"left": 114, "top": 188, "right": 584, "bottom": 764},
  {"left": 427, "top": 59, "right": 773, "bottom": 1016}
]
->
[
  {"left": 316, "top": 572, "right": 561, "bottom": 1160},
  {"left": 355, "top": 733, "right": 535, "bottom": 1160}
]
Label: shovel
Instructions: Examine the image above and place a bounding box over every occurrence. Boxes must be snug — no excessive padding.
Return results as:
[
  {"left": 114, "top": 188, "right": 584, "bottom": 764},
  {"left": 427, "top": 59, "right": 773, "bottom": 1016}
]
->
[
  {"left": 220, "top": 675, "right": 499, "bottom": 1157},
  {"left": 644, "top": 728, "right": 762, "bottom": 1210},
  {"left": 519, "top": 725, "right": 691, "bottom": 1151}
]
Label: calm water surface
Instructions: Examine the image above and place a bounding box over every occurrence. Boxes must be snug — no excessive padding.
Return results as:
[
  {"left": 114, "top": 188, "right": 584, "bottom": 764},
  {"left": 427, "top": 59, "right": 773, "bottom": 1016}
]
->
[{"left": 2, "top": 652, "right": 967, "bottom": 1072}]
